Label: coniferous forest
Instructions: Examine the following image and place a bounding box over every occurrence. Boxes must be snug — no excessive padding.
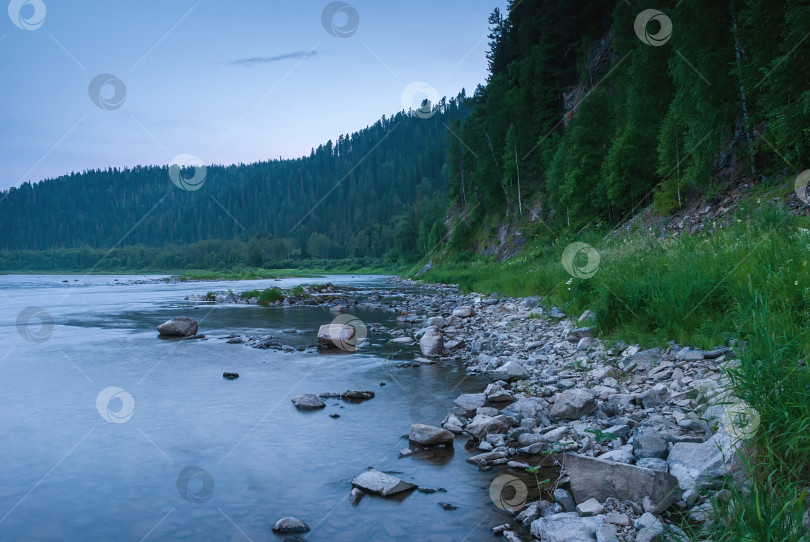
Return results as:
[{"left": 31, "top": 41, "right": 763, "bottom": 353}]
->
[{"left": 1, "top": 0, "right": 809, "bottom": 270}]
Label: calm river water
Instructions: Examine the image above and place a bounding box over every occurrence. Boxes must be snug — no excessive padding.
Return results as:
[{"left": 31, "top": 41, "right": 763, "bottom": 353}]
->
[{"left": 0, "top": 274, "right": 510, "bottom": 541}]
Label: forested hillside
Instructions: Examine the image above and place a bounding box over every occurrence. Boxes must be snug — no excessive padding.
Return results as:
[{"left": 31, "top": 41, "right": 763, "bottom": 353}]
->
[
  {"left": 446, "top": 0, "right": 810, "bottom": 241},
  {"left": 2, "top": 0, "right": 809, "bottom": 270},
  {"left": 0, "top": 96, "right": 467, "bottom": 266}
]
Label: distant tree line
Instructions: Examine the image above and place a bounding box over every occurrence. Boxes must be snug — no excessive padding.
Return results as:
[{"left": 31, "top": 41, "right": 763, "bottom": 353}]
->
[{"left": 0, "top": 97, "right": 468, "bottom": 268}]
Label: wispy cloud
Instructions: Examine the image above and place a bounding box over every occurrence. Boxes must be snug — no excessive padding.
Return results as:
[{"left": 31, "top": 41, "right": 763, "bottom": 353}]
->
[{"left": 226, "top": 50, "right": 318, "bottom": 66}]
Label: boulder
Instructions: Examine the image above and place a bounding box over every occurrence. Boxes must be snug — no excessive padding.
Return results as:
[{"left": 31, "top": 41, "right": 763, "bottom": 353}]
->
[
  {"left": 530, "top": 512, "right": 603, "bottom": 542},
  {"left": 351, "top": 469, "right": 417, "bottom": 497},
  {"left": 493, "top": 360, "right": 529, "bottom": 380},
  {"left": 667, "top": 429, "right": 739, "bottom": 492},
  {"left": 419, "top": 326, "right": 444, "bottom": 358},
  {"left": 565, "top": 453, "right": 680, "bottom": 513},
  {"left": 452, "top": 305, "right": 476, "bottom": 318},
  {"left": 484, "top": 383, "right": 514, "bottom": 403},
  {"left": 156, "top": 316, "right": 198, "bottom": 337},
  {"left": 409, "top": 424, "right": 455, "bottom": 446},
  {"left": 272, "top": 517, "right": 309, "bottom": 533},
  {"left": 291, "top": 394, "right": 326, "bottom": 410},
  {"left": 465, "top": 414, "right": 515, "bottom": 440},
  {"left": 550, "top": 389, "right": 597, "bottom": 420},
  {"left": 317, "top": 324, "right": 356, "bottom": 350},
  {"left": 453, "top": 393, "right": 487, "bottom": 417}
]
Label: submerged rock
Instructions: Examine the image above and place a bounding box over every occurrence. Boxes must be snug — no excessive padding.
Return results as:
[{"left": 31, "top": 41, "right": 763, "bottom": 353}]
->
[
  {"left": 222, "top": 372, "right": 239, "bottom": 380},
  {"left": 291, "top": 394, "right": 326, "bottom": 410},
  {"left": 271, "top": 517, "right": 309, "bottom": 534},
  {"left": 351, "top": 469, "right": 417, "bottom": 497},
  {"left": 156, "top": 316, "right": 198, "bottom": 337}
]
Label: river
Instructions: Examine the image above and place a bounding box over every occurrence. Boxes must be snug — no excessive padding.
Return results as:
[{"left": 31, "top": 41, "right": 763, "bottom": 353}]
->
[{"left": 0, "top": 274, "right": 509, "bottom": 541}]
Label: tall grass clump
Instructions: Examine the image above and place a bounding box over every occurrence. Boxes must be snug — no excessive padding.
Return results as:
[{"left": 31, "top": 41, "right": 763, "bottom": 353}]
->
[{"left": 257, "top": 287, "right": 284, "bottom": 306}]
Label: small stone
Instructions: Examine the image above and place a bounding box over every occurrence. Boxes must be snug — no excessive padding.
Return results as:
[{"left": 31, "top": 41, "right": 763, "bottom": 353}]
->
[
  {"left": 602, "top": 512, "right": 631, "bottom": 526},
  {"left": 576, "top": 497, "right": 605, "bottom": 517},
  {"left": 596, "top": 524, "right": 620, "bottom": 542},
  {"left": 553, "top": 488, "right": 576, "bottom": 512},
  {"left": 222, "top": 372, "right": 239, "bottom": 380},
  {"left": 329, "top": 413, "right": 340, "bottom": 419},
  {"left": 349, "top": 488, "right": 364, "bottom": 505},
  {"left": 438, "top": 502, "right": 457, "bottom": 511}
]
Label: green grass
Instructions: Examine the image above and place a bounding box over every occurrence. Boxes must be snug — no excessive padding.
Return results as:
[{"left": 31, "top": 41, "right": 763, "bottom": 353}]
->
[
  {"left": 257, "top": 288, "right": 284, "bottom": 306},
  {"left": 417, "top": 202, "right": 810, "bottom": 540}
]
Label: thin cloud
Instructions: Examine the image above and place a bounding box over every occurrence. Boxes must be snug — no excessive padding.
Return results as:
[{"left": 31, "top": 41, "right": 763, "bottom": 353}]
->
[{"left": 226, "top": 51, "right": 318, "bottom": 66}]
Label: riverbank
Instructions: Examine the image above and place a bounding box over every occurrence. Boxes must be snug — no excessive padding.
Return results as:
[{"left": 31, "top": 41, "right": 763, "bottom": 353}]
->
[
  {"left": 193, "top": 276, "right": 808, "bottom": 540},
  {"left": 412, "top": 202, "right": 810, "bottom": 540}
]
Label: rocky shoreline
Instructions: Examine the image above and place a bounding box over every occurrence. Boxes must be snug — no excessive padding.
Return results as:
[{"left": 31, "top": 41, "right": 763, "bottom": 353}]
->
[{"left": 184, "top": 277, "right": 757, "bottom": 541}]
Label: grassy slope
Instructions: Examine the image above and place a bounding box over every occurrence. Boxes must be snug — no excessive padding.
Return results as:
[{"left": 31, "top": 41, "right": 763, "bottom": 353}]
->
[{"left": 416, "top": 189, "right": 810, "bottom": 539}]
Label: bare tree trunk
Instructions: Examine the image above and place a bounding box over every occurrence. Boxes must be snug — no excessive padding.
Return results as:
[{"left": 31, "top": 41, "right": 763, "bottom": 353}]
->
[
  {"left": 484, "top": 129, "right": 509, "bottom": 211},
  {"left": 514, "top": 141, "right": 522, "bottom": 216},
  {"left": 732, "top": 9, "right": 756, "bottom": 176}
]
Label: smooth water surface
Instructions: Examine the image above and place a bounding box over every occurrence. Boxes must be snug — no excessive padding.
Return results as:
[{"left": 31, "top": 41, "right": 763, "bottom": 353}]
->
[{"left": 0, "top": 274, "right": 509, "bottom": 541}]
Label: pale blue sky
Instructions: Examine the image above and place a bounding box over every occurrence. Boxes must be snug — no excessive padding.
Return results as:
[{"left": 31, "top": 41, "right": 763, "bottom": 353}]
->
[{"left": 0, "top": 0, "right": 505, "bottom": 190}]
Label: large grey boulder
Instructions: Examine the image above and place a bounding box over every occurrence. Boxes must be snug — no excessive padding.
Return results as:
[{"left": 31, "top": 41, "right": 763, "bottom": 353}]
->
[
  {"left": 550, "top": 389, "right": 597, "bottom": 420},
  {"left": 667, "top": 429, "right": 739, "bottom": 492},
  {"left": 453, "top": 393, "right": 487, "bottom": 417},
  {"left": 408, "top": 424, "right": 454, "bottom": 446},
  {"left": 493, "top": 360, "right": 529, "bottom": 380},
  {"left": 565, "top": 453, "right": 680, "bottom": 513},
  {"left": 351, "top": 469, "right": 417, "bottom": 497},
  {"left": 419, "top": 326, "right": 444, "bottom": 358},
  {"left": 484, "top": 383, "right": 514, "bottom": 403},
  {"left": 156, "top": 316, "right": 198, "bottom": 337},
  {"left": 317, "top": 324, "right": 356, "bottom": 350},
  {"left": 291, "top": 394, "right": 326, "bottom": 410},
  {"left": 465, "top": 414, "right": 515, "bottom": 440},
  {"left": 530, "top": 512, "right": 603, "bottom": 542}
]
